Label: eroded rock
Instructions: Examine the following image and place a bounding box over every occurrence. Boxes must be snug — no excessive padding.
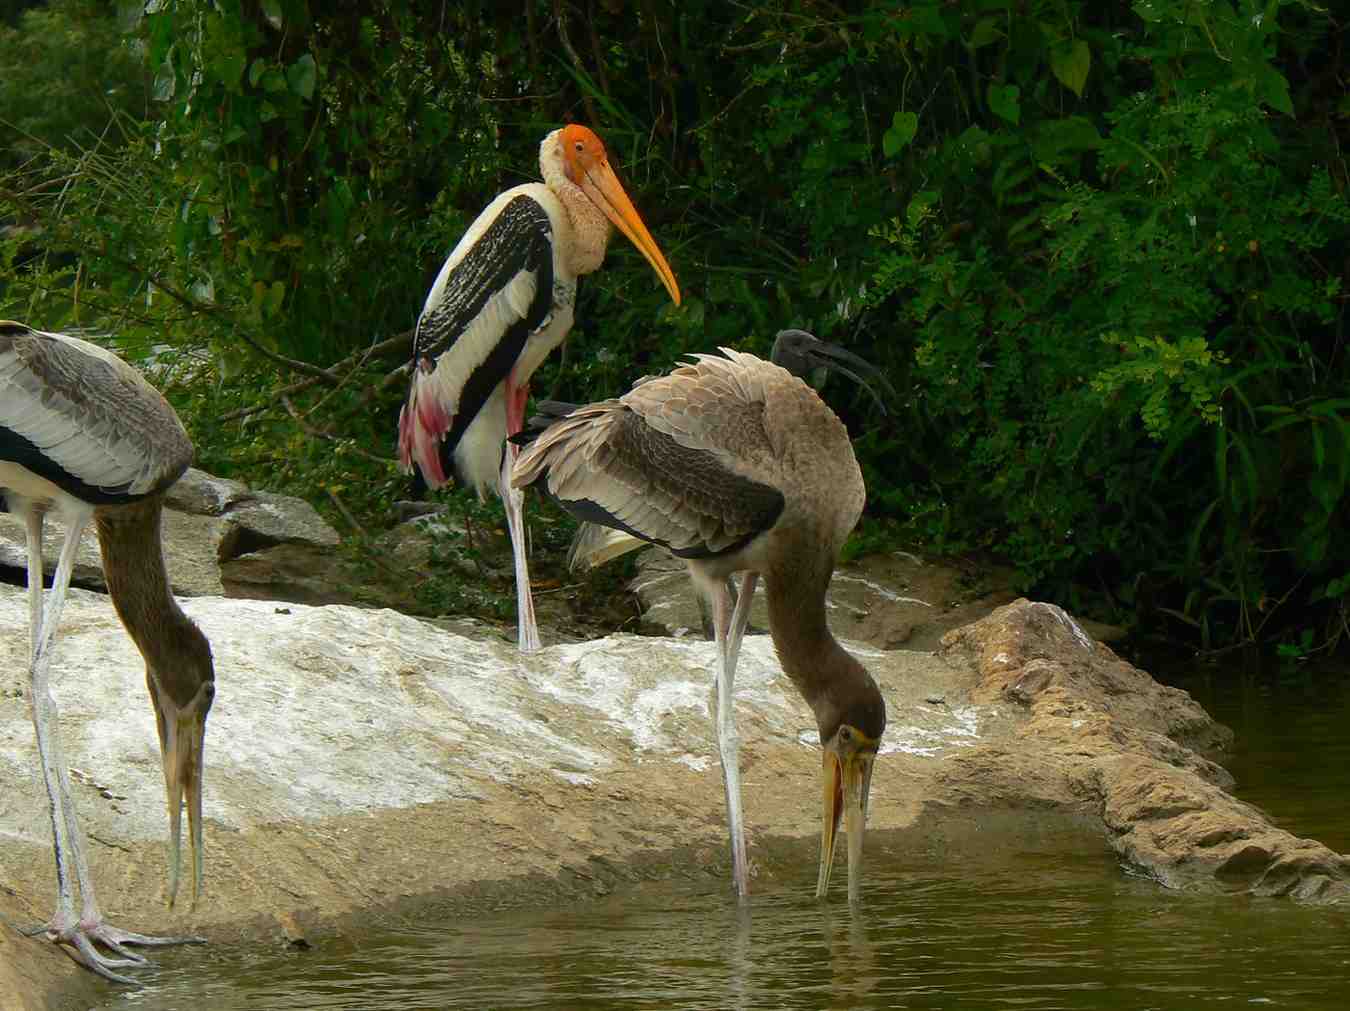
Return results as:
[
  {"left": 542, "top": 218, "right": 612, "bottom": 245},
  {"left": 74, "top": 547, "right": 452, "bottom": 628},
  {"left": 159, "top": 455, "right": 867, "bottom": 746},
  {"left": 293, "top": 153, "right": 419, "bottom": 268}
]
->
[{"left": 940, "top": 598, "right": 1350, "bottom": 899}]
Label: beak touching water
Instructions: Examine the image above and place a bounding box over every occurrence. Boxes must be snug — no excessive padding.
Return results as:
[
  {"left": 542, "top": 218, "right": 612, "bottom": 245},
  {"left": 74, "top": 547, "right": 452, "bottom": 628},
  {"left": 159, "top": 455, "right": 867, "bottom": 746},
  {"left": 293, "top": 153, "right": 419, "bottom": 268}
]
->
[
  {"left": 152, "top": 679, "right": 212, "bottom": 909},
  {"left": 561, "top": 126, "right": 681, "bottom": 306},
  {"left": 817, "top": 727, "right": 878, "bottom": 903}
]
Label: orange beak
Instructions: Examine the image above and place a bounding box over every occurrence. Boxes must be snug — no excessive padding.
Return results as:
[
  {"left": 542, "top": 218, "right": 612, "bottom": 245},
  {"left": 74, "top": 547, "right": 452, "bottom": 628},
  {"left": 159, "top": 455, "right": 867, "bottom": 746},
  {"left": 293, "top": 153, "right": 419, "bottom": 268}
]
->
[{"left": 576, "top": 159, "right": 681, "bottom": 306}]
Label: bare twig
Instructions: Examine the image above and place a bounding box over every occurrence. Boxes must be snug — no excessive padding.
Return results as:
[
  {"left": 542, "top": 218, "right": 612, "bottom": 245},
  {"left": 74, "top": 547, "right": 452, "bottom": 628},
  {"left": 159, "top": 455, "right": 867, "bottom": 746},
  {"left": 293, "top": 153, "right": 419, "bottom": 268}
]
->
[
  {"left": 326, "top": 487, "right": 370, "bottom": 539},
  {"left": 280, "top": 395, "right": 395, "bottom": 464},
  {"left": 220, "top": 329, "right": 413, "bottom": 422}
]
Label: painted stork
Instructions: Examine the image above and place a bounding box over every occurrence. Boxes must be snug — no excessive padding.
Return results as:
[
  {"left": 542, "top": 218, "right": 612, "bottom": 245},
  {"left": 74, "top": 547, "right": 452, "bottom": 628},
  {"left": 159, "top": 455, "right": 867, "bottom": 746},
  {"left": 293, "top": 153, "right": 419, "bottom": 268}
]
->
[
  {"left": 398, "top": 124, "right": 681, "bottom": 652},
  {"left": 511, "top": 331, "right": 889, "bottom": 902},
  {"left": 0, "top": 321, "right": 215, "bottom": 984},
  {"left": 559, "top": 328, "right": 896, "bottom": 573}
]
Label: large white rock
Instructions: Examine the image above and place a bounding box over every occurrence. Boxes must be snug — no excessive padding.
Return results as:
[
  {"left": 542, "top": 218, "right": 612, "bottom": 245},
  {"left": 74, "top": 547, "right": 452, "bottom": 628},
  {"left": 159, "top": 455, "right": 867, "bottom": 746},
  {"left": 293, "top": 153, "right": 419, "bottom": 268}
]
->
[{"left": 0, "top": 583, "right": 969, "bottom": 851}]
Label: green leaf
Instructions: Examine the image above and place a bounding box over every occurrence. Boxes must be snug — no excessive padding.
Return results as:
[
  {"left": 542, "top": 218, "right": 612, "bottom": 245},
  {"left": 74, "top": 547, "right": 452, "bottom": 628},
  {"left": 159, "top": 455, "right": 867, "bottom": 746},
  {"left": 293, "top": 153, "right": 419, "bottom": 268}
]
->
[
  {"left": 987, "top": 83, "right": 1020, "bottom": 124},
  {"left": 288, "top": 54, "right": 317, "bottom": 100},
  {"left": 970, "top": 17, "right": 1002, "bottom": 49},
  {"left": 261, "top": 0, "right": 284, "bottom": 31},
  {"left": 906, "top": 190, "right": 939, "bottom": 227},
  {"left": 248, "top": 58, "right": 267, "bottom": 88},
  {"left": 1050, "top": 40, "right": 1091, "bottom": 97},
  {"left": 1132, "top": 0, "right": 1164, "bottom": 23},
  {"left": 1257, "top": 65, "right": 1293, "bottom": 115},
  {"left": 883, "top": 111, "right": 919, "bottom": 157},
  {"left": 212, "top": 51, "right": 247, "bottom": 93}
]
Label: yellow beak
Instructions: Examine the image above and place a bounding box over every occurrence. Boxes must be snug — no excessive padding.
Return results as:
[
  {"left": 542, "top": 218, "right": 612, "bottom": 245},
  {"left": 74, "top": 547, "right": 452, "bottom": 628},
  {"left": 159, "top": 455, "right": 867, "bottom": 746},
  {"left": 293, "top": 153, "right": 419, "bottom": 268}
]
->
[
  {"left": 578, "top": 160, "right": 682, "bottom": 306},
  {"left": 817, "top": 745, "right": 876, "bottom": 903},
  {"left": 157, "top": 700, "right": 208, "bottom": 909}
]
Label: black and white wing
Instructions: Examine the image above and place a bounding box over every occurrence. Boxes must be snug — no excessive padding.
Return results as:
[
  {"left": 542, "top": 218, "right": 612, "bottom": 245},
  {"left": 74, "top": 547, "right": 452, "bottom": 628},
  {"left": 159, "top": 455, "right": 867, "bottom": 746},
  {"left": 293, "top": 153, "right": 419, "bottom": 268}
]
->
[
  {"left": 398, "top": 191, "right": 556, "bottom": 487},
  {"left": 0, "top": 321, "right": 193, "bottom": 506}
]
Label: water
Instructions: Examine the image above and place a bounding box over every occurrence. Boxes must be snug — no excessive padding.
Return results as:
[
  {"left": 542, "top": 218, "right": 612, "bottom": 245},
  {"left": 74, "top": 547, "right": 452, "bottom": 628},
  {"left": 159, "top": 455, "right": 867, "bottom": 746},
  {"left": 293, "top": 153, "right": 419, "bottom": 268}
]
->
[{"left": 101, "top": 660, "right": 1350, "bottom": 1010}]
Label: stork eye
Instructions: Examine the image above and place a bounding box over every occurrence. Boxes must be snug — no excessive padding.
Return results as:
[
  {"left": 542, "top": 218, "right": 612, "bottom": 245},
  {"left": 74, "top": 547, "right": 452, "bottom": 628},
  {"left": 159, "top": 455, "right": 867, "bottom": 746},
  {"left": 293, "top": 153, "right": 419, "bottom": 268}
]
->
[{"left": 574, "top": 142, "right": 584, "bottom": 152}]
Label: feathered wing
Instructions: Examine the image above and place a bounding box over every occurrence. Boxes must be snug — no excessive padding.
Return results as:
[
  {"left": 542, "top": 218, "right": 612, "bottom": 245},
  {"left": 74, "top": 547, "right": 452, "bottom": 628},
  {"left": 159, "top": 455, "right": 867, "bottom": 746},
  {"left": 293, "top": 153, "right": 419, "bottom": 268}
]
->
[
  {"left": 398, "top": 192, "right": 555, "bottom": 487},
  {"left": 512, "top": 351, "right": 786, "bottom": 562},
  {"left": 0, "top": 322, "right": 193, "bottom": 504}
]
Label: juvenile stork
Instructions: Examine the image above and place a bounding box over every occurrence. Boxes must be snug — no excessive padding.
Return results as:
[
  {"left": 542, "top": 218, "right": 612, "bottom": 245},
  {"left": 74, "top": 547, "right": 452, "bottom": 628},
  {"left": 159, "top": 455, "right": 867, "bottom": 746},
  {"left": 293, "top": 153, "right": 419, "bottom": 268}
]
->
[
  {"left": 398, "top": 124, "right": 681, "bottom": 653},
  {"left": 512, "top": 332, "right": 888, "bottom": 902},
  {"left": 0, "top": 321, "right": 215, "bottom": 984}
]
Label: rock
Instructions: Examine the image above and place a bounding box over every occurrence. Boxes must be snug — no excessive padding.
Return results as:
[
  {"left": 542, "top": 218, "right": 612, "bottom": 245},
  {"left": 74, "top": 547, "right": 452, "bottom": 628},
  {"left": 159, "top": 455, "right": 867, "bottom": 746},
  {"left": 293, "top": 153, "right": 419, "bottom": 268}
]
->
[
  {"left": 391, "top": 500, "right": 446, "bottom": 523},
  {"left": 220, "top": 543, "right": 357, "bottom": 607},
  {"left": 1, "top": 468, "right": 342, "bottom": 609},
  {"left": 938, "top": 598, "right": 1348, "bottom": 896},
  {"left": 216, "top": 491, "right": 340, "bottom": 558},
  {"left": 631, "top": 547, "right": 1020, "bottom": 650},
  {"left": 3, "top": 586, "right": 1346, "bottom": 1006},
  {"left": 0, "top": 509, "right": 228, "bottom": 597},
  {"left": 163, "top": 467, "right": 252, "bottom": 517}
]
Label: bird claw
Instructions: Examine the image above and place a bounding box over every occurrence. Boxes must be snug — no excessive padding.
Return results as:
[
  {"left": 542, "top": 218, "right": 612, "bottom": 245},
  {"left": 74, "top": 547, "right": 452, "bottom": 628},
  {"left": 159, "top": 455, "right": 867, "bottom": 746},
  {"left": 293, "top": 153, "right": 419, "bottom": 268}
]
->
[{"left": 35, "top": 916, "right": 206, "bottom": 986}]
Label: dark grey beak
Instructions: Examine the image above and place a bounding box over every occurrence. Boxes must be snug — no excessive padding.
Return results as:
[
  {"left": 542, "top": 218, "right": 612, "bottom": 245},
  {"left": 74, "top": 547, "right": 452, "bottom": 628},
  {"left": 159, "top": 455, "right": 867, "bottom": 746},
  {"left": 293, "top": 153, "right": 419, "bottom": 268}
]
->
[{"left": 772, "top": 329, "right": 896, "bottom": 415}]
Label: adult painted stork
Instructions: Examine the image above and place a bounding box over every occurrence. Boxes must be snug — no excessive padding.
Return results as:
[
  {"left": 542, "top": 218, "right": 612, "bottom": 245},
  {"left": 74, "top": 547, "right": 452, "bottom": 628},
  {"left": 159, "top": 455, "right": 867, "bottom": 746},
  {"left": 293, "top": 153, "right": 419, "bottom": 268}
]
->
[
  {"left": 511, "top": 331, "right": 888, "bottom": 902},
  {"left": 0, "top": 321, "right": 215, "bottom": 984},
  {"left": 398, "top": 124, "right": 681, "bottom": 653}
]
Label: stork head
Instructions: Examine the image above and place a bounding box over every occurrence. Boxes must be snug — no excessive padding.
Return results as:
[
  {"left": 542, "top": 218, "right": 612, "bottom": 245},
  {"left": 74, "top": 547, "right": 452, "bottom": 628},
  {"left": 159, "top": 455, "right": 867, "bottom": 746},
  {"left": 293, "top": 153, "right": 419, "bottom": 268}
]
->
[
  {"left": 146, "top": 618, "right": 215, "bottom": 909},
  {"left": 772, "top": 329, "right": 897, "bottom": 415},
  {"left": 815, "top": 663, "right": 885, "bottom": 904},
  {"left": 541, "top": 124, "right": 681, "bottom": 305}
]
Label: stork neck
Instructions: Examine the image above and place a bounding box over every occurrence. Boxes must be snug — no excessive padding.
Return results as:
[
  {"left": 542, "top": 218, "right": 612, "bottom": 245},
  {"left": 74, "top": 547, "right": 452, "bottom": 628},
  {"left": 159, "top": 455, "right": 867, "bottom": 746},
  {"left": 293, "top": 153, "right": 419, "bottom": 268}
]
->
[
  {"left": 94, "top": 497, "right": 195, "bottom": 673},
  {"left": 763, "top": 562, "right": 873, "bottom": 739},
  {"left": 555, "top": 183, "right": 611, "bottom": 275}
]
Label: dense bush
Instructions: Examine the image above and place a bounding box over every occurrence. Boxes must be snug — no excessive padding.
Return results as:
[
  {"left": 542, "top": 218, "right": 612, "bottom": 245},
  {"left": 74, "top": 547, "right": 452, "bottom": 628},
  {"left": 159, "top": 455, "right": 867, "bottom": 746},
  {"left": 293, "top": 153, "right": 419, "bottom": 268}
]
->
[{"left": 2, "top": 0, "right": 1346, "bottom": 652}]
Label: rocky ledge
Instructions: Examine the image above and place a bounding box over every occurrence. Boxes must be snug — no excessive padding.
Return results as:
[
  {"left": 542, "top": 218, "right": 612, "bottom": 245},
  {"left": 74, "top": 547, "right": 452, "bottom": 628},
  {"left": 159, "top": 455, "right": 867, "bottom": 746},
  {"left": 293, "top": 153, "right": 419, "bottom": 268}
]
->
[{"left": 2, "top": 581, "right": 1347, "bottom": 1008}]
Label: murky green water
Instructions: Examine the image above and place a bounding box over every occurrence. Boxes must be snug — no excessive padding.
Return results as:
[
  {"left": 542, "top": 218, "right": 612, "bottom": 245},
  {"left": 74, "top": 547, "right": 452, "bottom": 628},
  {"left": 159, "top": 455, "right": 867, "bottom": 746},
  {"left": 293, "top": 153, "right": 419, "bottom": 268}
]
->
[{"left": 101, "top": 660, "right": 1350, "bottom": 1011}]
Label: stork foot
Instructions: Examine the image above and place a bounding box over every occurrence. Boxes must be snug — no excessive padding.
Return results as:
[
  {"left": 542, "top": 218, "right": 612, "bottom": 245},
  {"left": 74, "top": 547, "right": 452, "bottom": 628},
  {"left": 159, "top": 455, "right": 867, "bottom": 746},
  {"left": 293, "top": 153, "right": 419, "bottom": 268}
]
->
[{"left": 30, "top": 916, "right": 206, "bottom": 986}]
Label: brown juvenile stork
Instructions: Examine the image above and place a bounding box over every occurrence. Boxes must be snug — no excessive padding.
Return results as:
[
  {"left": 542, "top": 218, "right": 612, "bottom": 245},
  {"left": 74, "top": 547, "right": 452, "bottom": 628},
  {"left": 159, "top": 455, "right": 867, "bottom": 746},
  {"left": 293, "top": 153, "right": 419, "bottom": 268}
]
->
[
  {"left": 0, "top": 321, "right": 215, "bottom": 984},
  {"left": 512, "top": 331, "right": 888, "bottom": 902},
  {"left": 398, "top": 124, "right": 681, "bottom": 653}
]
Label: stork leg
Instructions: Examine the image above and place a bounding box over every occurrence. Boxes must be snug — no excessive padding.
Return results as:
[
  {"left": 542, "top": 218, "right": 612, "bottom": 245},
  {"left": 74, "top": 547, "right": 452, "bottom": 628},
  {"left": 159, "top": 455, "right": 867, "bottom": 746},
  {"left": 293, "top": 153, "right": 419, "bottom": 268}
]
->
[
  {"left": 711, "top": 572, "right": 759, "bottom": 900},
  {"left": 503, "top": 378, "right": 541, "bottom": 654},
  {"left": 24, "top": 512, "right": 202, "bottom": 985}
]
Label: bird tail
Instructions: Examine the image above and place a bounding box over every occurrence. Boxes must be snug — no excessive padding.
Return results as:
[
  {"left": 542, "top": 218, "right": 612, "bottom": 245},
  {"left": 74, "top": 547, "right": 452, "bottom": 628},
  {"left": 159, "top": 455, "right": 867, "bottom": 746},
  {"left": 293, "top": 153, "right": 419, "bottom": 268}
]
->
[
  {"left": 397, "top": 368, "right": 452, "bottom": 486},
  {"left": 507, "top": 400, "right": 580, "bottom": 449},
  {"left": 567, "top": 523, "right": 645, "bottom": 572}
]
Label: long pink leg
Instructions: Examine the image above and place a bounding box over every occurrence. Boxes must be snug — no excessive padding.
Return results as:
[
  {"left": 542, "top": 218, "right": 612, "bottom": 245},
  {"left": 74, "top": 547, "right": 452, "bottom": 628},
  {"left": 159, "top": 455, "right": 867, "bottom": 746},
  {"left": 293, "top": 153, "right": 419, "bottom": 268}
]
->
[{"left": 503, "top": 378, "right": 541, "bottom": 654}]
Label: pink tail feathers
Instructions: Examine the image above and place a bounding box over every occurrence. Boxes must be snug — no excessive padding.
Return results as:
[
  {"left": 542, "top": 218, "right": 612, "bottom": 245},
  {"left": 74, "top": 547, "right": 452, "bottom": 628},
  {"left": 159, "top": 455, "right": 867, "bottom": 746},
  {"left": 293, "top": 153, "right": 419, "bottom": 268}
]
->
[{"left": 398, "top": 373, "right": 451, "bottom": 488}]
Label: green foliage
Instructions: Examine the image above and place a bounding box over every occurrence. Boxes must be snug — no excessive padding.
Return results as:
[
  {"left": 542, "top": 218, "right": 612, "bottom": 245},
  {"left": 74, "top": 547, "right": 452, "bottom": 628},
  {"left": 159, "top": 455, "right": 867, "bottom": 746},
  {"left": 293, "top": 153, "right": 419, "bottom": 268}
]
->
[
  {"left": 1, "top": 0, "right": 1347, "bottom": 652},
  {"left": 0, "top": 1, "right": 146, "bottom": 170}
]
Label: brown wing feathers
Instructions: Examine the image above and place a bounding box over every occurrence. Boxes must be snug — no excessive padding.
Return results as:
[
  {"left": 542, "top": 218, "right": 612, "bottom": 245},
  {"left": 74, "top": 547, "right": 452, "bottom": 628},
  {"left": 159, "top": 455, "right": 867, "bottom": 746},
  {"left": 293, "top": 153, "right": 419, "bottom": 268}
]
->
[{"left": 512, "top": 353, "right": 787, "bottom": 560}]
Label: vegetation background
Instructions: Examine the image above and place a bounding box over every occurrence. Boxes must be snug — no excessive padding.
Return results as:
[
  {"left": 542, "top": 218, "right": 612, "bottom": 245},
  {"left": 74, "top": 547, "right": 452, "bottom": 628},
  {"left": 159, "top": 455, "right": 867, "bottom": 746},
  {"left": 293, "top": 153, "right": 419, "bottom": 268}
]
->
[{"left": 1, "top": 0, "right": 1346, "bottom": 655}]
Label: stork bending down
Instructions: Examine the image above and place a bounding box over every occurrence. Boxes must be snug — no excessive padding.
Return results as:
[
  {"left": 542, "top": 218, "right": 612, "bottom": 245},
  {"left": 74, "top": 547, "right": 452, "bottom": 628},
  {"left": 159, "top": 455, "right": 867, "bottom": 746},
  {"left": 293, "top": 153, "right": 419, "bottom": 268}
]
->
[
  {"left": 398, "top": 124, "right": 680, "bottom": 652},
  {"left": 512, "top": 332, "right": 889, "bottom": 902},
  {"left": 1, "top": 321, "right": 215, "bottom": 984}
]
